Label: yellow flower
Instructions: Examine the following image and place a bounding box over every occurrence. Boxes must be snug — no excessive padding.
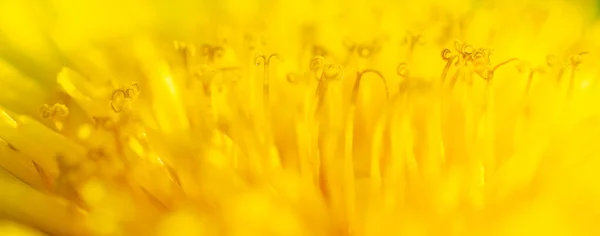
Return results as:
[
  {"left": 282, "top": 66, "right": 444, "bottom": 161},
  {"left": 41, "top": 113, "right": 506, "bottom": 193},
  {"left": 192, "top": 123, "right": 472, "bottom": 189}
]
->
[{"left": 1, "top": 0, "right": 600, "bottom": 235}]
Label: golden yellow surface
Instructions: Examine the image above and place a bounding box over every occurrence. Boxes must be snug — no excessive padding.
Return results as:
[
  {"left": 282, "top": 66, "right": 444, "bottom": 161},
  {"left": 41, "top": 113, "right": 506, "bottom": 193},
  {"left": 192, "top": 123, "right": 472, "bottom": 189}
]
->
[{"left": 1, "top": 0, "right": 600, "bottom": 235}]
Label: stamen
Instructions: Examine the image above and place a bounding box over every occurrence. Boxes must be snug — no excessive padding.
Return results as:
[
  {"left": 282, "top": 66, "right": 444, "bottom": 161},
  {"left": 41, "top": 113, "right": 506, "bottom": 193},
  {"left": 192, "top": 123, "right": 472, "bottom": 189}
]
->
[
  {"left": 569, "top": 52, "right": 588, "bottom": 68},
  {"left": 440, "top": 48, "right": 460, "bottom": 82},
  {"left": 201, "top": 44, "right": 225, "bottom": 63},
  {"left": 351, "top": 70, "right": 389, "bottom": 106},
  {"left": 110, "top": 83, "right": 140, "bottom": 113},
  {"left": 310, "top": 56, "right": 344, "bottom": 114},
  {"left": 343, "top": 69, "right": 388, "bottom": 221},
  {"left": 403, "top": 32, "right": 424, "bottom": 59},
  {"left": 39, "top": 103, "right": 69, "bottom": 131},
  {"left": 174, "top": 41, "right": 196, "bottom": 69},
  {"left": 255, "top": 53, "right": 281, "bottom": 107},
  {"left": 110, "top": 89, "right": 129, "bottom": 113},
  {"left": 568, "top": 52, "right": 589, "bottom": 94},
  {"left": 39, "top": 103, "right": 69, "bottom": 121},
  {"left": 310, "top": 57, "right": 343, "bottom": 82}
]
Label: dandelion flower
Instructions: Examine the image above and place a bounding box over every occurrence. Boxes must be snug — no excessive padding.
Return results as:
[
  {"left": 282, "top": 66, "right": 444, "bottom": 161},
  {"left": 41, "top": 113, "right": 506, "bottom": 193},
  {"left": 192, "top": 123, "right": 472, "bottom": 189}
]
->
[{"left": 1, "top": 0, "right": 600, "bottom": 235}]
